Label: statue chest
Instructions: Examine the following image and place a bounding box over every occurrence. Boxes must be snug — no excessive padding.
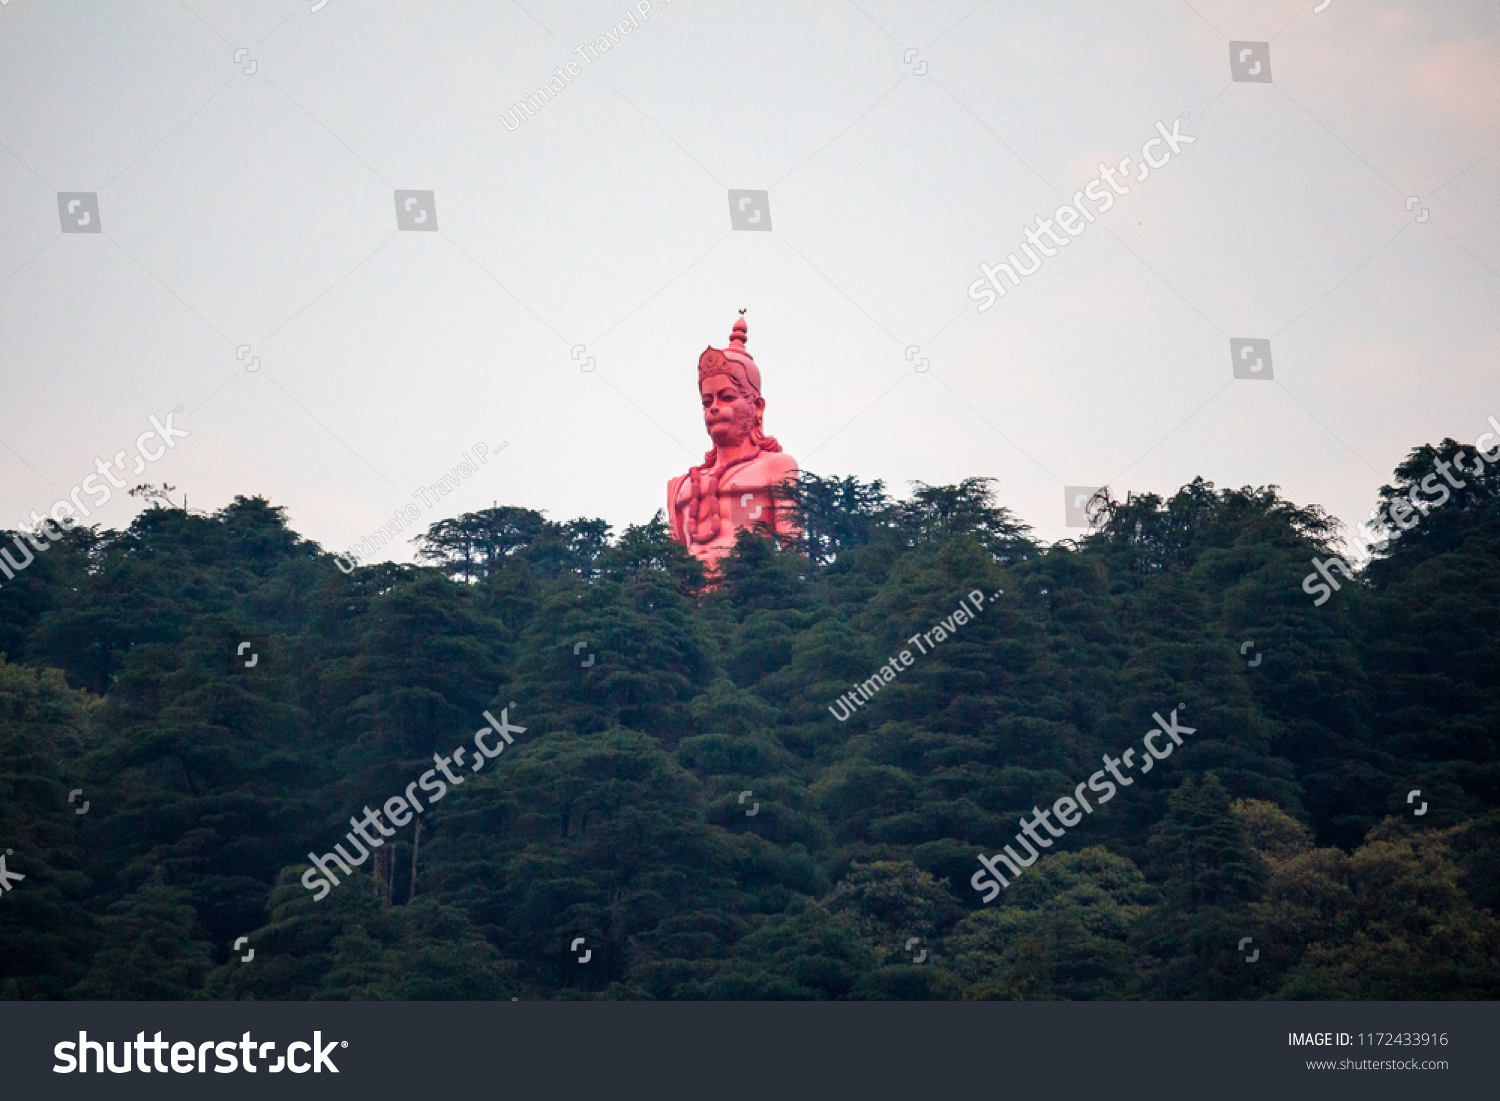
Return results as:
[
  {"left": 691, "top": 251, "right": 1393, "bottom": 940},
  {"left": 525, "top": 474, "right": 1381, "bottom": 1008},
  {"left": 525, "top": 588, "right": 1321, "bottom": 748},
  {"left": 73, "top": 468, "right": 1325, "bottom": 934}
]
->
[{"left": 675, "top": 467, "right": 778, "bottom": 540}]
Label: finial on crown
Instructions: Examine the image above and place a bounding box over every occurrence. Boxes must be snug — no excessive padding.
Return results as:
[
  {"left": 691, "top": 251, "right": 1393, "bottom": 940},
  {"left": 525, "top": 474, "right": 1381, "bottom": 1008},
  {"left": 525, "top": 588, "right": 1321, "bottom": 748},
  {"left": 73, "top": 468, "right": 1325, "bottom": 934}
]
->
[{"left": 730, "top": 312, "right": 748, "bottom": 349}]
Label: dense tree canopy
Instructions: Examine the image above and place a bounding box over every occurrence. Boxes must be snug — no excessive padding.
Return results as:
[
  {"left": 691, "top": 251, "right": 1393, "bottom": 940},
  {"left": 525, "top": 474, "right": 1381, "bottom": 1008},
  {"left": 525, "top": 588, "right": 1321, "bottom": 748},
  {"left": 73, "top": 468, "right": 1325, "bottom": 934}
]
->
[{"left": 1, "top": 436, "right": 1497, "bottom": 1000}]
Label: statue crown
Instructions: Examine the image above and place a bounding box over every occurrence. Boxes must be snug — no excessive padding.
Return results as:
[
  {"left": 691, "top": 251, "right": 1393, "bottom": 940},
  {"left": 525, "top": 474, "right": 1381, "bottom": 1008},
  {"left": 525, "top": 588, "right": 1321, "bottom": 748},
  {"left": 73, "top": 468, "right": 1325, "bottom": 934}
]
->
[{"left": 698, "top": 314, "right": 762, "bottom": 395}]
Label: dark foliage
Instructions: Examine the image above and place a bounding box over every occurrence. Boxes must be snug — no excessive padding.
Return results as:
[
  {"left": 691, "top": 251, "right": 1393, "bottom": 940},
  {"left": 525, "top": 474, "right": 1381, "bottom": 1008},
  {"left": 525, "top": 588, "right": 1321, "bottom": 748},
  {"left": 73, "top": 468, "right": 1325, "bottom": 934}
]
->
[{"left": 1, "top": 444, "right": 1497, "bottom": 1001}]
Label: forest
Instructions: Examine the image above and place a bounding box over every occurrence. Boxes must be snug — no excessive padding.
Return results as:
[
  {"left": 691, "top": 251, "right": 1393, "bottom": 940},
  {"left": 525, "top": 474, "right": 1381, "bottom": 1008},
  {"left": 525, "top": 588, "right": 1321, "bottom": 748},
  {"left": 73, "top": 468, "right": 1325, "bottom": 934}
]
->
[{"left": 1, "top": 435, "right": 1497, "bottom": 1001}]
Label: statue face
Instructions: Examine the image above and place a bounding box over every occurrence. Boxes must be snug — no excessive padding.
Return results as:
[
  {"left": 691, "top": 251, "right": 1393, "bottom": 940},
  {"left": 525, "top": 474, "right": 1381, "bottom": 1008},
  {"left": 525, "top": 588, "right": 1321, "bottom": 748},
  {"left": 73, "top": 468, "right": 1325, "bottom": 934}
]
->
[{"left": 700, "top": 373, "right": 761, "bottom": 448}]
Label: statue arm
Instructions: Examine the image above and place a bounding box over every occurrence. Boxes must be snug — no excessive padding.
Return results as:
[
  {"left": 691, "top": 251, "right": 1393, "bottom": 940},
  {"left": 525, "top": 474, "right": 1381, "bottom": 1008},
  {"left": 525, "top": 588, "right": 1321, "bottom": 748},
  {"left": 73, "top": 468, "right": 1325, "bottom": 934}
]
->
[{"left": 667, "top": 475, "right": 686, "bottom": 543}]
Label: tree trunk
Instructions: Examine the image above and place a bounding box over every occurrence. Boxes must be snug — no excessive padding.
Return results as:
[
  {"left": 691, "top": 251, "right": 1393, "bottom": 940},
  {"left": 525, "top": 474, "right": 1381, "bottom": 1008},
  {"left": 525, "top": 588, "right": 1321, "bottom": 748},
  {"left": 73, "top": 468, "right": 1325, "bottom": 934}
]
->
[
  {"left": 373, "top": 845, "right": 392, "bottom": 907},
  {"left": 408, "top": 820, "right": 421, "bottom": 901}
]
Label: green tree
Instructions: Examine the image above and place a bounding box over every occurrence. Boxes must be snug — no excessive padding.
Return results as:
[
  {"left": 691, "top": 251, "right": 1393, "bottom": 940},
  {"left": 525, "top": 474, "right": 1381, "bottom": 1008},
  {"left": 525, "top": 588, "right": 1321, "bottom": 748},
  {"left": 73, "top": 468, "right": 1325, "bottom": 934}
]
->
[
  {"left": 1140, "top": 773, "right": 1269, "bottom": 998},
  {"left": 68, "top": 878, "right": 214, "bottom": 999},
  {"left": 950, "top": 848, "right": 1154, "bottom": 1000},
  {"left": 0, "top": 659, "right": 96, "bottom": 998}
]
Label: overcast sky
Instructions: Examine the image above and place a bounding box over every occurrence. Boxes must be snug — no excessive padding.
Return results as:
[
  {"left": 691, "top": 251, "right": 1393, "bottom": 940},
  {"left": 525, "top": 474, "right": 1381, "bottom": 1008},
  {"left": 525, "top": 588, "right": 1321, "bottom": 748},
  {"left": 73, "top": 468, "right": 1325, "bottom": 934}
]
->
[{"left": 2, "top": 0, "right": 1497, "bottom": 562}]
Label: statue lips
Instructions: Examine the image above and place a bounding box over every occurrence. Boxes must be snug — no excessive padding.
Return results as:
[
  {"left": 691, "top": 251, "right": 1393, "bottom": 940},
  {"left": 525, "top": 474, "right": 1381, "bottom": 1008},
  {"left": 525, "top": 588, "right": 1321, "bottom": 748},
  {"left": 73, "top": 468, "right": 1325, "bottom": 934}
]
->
[{"left": 706, "top": 412, "right": 740, "bottom": 444}]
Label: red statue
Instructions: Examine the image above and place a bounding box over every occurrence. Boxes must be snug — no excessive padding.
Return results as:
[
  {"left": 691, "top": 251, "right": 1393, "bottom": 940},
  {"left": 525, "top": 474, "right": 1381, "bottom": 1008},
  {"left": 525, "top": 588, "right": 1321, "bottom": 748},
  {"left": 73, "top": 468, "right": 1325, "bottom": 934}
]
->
[{"left": 668, "top": 314, "right": 800, "bottom": 570}]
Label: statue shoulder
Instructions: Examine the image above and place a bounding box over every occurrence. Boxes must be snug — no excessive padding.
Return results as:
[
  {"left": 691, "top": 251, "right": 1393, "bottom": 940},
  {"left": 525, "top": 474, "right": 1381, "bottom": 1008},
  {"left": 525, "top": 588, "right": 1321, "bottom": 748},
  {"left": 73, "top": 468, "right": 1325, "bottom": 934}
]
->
[
  {"left": 719, "top": 451, "right": 798, "bottom": 493},
  {"left": 762, "top": 452, "right": 799, "bottom": 478}
]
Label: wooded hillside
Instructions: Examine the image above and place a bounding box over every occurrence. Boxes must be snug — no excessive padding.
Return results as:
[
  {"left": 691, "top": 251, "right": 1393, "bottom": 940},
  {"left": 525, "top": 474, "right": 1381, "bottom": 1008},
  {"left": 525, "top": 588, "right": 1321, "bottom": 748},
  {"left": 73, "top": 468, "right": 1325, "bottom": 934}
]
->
[{"left": 2, "top": 439, "right": 1497, "bottom": 1000}]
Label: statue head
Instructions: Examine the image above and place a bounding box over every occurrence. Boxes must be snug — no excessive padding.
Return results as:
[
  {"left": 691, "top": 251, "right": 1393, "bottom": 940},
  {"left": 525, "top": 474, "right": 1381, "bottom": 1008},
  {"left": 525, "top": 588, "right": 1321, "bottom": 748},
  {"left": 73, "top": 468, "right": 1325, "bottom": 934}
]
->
[{"left": 695, "top": 314, "right": 779, "bottom": 458}]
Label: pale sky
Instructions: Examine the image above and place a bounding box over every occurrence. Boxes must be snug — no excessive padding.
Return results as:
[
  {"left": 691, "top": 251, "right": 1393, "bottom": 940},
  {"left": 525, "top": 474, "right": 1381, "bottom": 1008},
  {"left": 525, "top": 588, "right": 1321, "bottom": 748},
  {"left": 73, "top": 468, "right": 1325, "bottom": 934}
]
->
[{"left": 2, "top": 0, "right": 1497, "bottom": 560}]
